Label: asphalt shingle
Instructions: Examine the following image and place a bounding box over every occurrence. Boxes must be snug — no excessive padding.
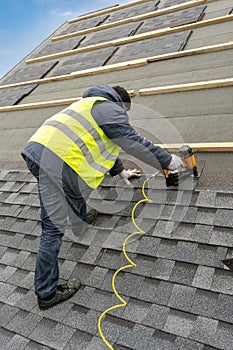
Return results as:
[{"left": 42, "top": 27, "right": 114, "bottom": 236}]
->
[
  {"left": 59, "top": 14, "right": 109, "bottom": 34},
  {"left": 62, "top": 306, "right": 99, "bottom": 336},
  {"left": 139, "top": 278, "right": 173, "bottom": 305},
  {"left": 192, "top": 265, "right": 215, "bottom": 289},
  {"left": 108, "top": 1, "right": 159, "bottom": 22},
  {"left": 191, "top": 289, "right": 219, "bottom": 318},
  {"left": 0, "top": 282, "right": 17, "bottom": 303},
  {"left": 0, "top": 265, "right": 17, "bottom": 282},
  {"left": 0, "top": 303, "right": 19, "bottom": 327},
  {"left": 100, "top": 316, "right": 134, "bottom": 344},
  {"left": 30, "top": 318, "right": 76, "bottom": 349},
  {"left": 0, "top": 328, "right": 16, "bottom": 349},
  {"left": 163, "top": 309, "right": 197, "bottom": 337},
  {"left": 81, "top": 23, "right": 142, "bottom": 47},
  {"left": 6, "top": 309, "right": 42, "bottom": 337},
  {"left": 213, "top": 293, "right": 233, "bottom": 323},
  {"left": 64, "top": 330, "right": 93, "bottom": 350},
  {"left": 122, "top": 298, "right": 151, "bottom": 323},
  {"left": 117, "top": 324, "right": 154, "bottom": 350},
  {"left": 53, "top": 47, "right": 118, "bottom": 76},
  {"left": 70, "top": 263, "right": 95, "bottom": 284},
  {"left": 190, "top": 224, "right": 213, "bottom": 244},
  {"left": 196, "top": 191, "right": 217, "bottom": 208},
  {"left": 5, "top": 334, "right": 30, "bottom": 350},
  {"left": 86, "top": 288, "right": 112, "bottom": 312},
  {"left": 147, "top": 330, "right": 178, "bottom": 350},
  {"left": 133, "top": 254, "right": 155, "bottom": 277},
  {"left": 176, "top": 241, "right": 198, "bottom": 263},
  {"left": 1, "top": 0, "right": 233, "bottom": 349},
  {"left": 6, "top": 286, "right": 30, "bottom": 307},
  {"left": 189, "top": 316, "right": 218, "bottom": 344},
  {"left": 86, "top": 266, "right": 109, "bottom": 288},
  {"left": 152, "top": 258, "right": 175, "bottom": 280},
  {"left": 65, "top": 282, "right": 91, "bottom": 306},
  {"left": 170, "top": 261, "right": 198, "bottom": 285},
  {"left": 175, "top": 337, "right": 204, "bottom": 350},
  {"left": 216, "top": 193, "right": 233, "bottom": 209},
  {"left": 142, "top": 303, "right": 170, "bottom": 330},
  {"left": 211, "top": 268, "right": 233, "bottom": 295},
  {"left": 215, "top": 321, "right": 233, "bottom": 350},
  {"left": 34, "top": 301, "right": 73, "bottom": 323},
  {"left": 136, "top": 236, "right": 161, "bottom": 257},
  {"left": 210, "top": 227, "right": 233, "bottom": 247},
  {"left": 214, "top": 209, "right": 233, "bottom": 228},
  {"left": 138, "top": 6, "right": 206, "bottom": 33},
  {"left": 168, "top": 284, "right": 197, "bottom": 312},
  {"left": 115, "top": 273, "right": 145, "bottom": 299},
  {"left": 14, "top": 290, "right": 37, "bottom": 312},
  {"left": 7, "top": 269, "right": 34, "bottom": 290}
]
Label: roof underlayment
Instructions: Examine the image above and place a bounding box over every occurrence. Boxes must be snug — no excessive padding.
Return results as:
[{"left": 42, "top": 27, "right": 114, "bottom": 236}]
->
[{"left": 0, "top": 0, "right": 233, "bottom": 349}]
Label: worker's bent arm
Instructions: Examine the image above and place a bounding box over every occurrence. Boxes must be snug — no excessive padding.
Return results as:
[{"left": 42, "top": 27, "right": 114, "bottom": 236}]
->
[
  {"left": 92, "top": 101, "right": 171, "bottom": 170},
  {"left": 103, "top": 122, "right": 171, "bottom": 170}
]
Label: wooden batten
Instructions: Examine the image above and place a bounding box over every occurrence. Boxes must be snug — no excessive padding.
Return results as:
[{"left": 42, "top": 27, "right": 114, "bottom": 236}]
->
[
  {"left": 139, "top": 78, "right": 233, "bottom": 95},
  {"left": 1, "top": 42, "right": 232, "bottom": 90},
  {"left": 0, "top": 90, "right": 135, "bottom": 112},
  {"left": 110, "top": 14, "right": 233, "bottom": 45},
  {"left": 68, "top": 0, "right": 151, "bottom": 23},
  {"left": 159, "top": 143, "right": 233, "bottom": 152},
  {"left": 0, "top": 98, "right": 82, "bottom": 112},
  {"left": 26, "top": 14, "right": 233, "bottom": 64},
  {"left": 52, "top": 0, "right": 207, "bottom": 41}
]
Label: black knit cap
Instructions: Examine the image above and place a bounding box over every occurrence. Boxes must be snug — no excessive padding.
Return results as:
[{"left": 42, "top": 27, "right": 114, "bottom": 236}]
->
[{"left": 112, "top": 86, "right": 131, "bottom": 111}]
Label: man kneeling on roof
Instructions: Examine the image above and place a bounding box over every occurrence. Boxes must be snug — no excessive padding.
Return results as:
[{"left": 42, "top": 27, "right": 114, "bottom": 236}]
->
[{"left": 21, "top": 84, "right": 184, "bottom": 309}]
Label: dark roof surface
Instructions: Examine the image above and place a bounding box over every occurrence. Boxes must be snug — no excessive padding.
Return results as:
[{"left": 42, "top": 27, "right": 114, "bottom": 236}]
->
[
  {"left": 0, "top": 168, "right": 233, "bottom": 349},
  {"left": 0, "top": 0, "right": 233, "bottom": 349}
]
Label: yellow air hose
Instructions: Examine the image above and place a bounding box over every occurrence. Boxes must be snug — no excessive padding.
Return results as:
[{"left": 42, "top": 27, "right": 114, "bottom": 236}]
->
[{"left": 98, "top": 173, "right": 157, "bottom": 349}]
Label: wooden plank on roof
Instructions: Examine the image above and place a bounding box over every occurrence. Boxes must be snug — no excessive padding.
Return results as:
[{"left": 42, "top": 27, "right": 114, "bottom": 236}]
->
[
  {"left": 0, "top": 60, "right": 148, "bottom": 90},
  {"left": 26, "top": 14, "right": 233, "bottom": 64},
  {"left": 148, "top": 41, "right": 233, "bottom": 62},
  {"left": 0, "top": 97, "right": 82, "bottom": 112},
  {"left": 53, "top": 0, "right": 207, "bottom": 41},
  {"left": 1, "top": 42, "right": 232, "bottom": 90},
  {"left": 68, "top": 0, "right": 151, "bottom": 23},
  {"left": 159, "top": 143, "right": 233, "bottom": 152},
  {"left": 139, "top": 78, "right": 233, "bottom": 95},
  {"left": 0, "top": 90, "right": 135, "bottom": 112}
]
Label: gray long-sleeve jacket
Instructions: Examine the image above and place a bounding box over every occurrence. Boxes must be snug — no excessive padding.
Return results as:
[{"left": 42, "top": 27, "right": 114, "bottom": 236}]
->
[{"left": 83, "top": 85, "right": 172, "bottom": 174}]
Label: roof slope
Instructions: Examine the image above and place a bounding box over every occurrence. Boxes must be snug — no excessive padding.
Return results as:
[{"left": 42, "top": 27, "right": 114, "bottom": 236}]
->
[
  {"left": 0, "top": 0, "right": 233, "bottom": 349},
  {"left": 0, "top": 169, "right": 233, "bottom": 349}
]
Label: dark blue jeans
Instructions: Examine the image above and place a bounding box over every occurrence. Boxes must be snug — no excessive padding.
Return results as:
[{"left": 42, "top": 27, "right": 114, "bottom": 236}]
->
[{"left": 26, "top": 159, "right": 86, "bottom": 299}]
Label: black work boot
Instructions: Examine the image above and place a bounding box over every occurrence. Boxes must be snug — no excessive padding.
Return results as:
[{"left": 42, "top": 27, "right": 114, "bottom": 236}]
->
[
  {"left": 38, "top": 278, "right": 81, "bottom": 310},
  {"left": 85, "top": 209, "right": 98, "bottom": 224}
]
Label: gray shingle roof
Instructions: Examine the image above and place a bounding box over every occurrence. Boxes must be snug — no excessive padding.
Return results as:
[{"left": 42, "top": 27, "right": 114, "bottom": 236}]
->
[
  {"left": 0, "top": 0, "right": 233, "bottom": 348},
  {"left": 0, "top": 169, "right": 232, "bottom": 349}
]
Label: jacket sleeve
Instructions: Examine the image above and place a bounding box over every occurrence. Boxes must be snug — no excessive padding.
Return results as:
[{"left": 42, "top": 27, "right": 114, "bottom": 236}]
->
[
  {"left": 109, "top": 157, "right": 124, "bottom": 176},
  {"left": 92, "top": 101, "right": 172, "bottom": 170}
]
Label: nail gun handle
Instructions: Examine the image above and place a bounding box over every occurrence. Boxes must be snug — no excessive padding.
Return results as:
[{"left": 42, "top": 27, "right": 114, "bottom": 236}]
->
[
  {"left": 164, "top": 169, "right": 179, "bottom": 187},
  {"left": 179, "top": 145, "right": 198, "bottom": 177}
]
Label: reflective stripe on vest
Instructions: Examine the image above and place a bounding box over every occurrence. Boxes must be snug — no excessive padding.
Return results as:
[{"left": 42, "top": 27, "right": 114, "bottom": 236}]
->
[{"left": 29, "top": 96, "right": 120, "bottom": 188}]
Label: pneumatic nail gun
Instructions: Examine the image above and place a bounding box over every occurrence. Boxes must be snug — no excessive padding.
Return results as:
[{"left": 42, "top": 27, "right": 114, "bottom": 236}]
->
[{"left": 164, "top": 145, "right": 198, "bottom": 187}]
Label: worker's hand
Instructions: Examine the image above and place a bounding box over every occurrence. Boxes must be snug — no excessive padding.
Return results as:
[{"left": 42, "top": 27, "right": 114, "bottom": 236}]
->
[
  {"left": 168, "top": 154, "right": 184, "bottom": 171},
  {"left": 119, "top": 169, "right": 141, "bottom": 185},
  {"left": 165, "top": 154, "right": 184, "bottom": 187}
]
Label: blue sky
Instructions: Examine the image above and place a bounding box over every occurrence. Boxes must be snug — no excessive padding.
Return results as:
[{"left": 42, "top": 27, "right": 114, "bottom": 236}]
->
[{"left": 0, "top": 0, "right": 131, "bottom": 78}]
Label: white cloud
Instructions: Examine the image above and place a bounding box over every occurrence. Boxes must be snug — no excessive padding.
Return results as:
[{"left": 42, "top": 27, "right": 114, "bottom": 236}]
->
[{"left": 50, "top": 8, "right": 75, "bottom": 18}]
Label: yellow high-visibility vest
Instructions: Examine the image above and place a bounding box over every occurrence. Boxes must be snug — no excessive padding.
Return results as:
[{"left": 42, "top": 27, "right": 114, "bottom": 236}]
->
[{"left": 29, "top": 97, "right": 120, "bottom": 188}]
